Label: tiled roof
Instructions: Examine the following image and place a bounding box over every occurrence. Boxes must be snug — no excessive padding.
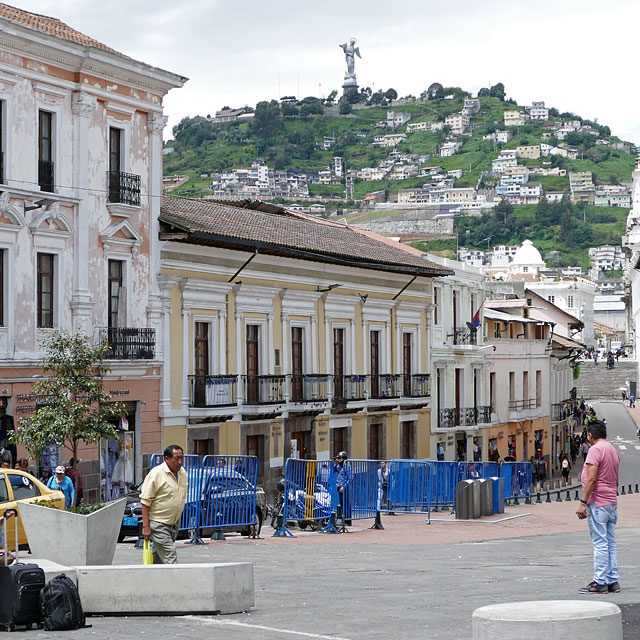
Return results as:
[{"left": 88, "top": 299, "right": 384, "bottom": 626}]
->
[
  {"left": 160, "top": 195, "right": 452, "bottom": 277},
  {"left": 0, "top": 3, "right": 121, "bottom": 55}
]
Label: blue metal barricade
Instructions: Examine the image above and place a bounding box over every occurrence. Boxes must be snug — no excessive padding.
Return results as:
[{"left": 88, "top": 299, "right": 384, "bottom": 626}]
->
[
  {"left": 428, "top": 461, "right": 458, "bottom": 508},
  {"left": 199, "top": 455, "right": 259, "bottom": 535},
  {"left": 344, "top": 460, "right": 379, "bottom": 521},
  {"left": 384, "top": 460, "right": 432, "bottom": 515},
  {"left": 149, "top": 453, "right": 202, "bottom": 534},
  {"left": 458, "top": 461, "right": 499, "bottom": 481},
  {"left": 500, "top": 462, "right": 533, "bottom": 501},
  {"left": 274, "top": 458, "right": 337, "bottom": 537}
]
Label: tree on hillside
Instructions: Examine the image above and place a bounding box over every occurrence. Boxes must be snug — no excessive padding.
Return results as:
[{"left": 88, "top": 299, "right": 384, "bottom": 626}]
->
[
  {"left": 251, "top": 101, "right": 283, "bottom": 152},
  {"left": 426, "top": 82, "right": 444, "bottom": 100},
  {"left": 281, "top": 103, "right": 299, "bottom": 117},
  {"left": 495, "top": 198, "right": 513, "bottom": 224},
  {"left": 338, "top": 99, "right": 352, "bottom": 115},
  {"left": 11, "top": 330, "right": 125, "bottom": 490},
  {"left": 477, "top": 87, "right": 490, "bottom": 97},
  {"left": 344, "top": 88, "right": 360, "bottom": 104},
  {"left": 384, "top": 88, "right": 398, "bottom": 101},
  {"left": 325, "top": 90, "right": 338, "bottom": 105},
  {"left": 489, "top": 83, "right": 505, "bottom": 101}
]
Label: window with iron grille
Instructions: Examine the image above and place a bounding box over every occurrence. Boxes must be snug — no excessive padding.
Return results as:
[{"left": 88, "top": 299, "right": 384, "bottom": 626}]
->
[
  {"left": 38, "top": 111, "right": 54, "bottom": 192},
  {"left": 37, "top": 253, "right": 54, "bottom": 328}
]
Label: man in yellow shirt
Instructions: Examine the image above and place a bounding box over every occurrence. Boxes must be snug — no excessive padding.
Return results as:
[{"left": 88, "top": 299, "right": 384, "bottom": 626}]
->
[{"left": 140, "top": 445, "right": 188, "bottom": 564}]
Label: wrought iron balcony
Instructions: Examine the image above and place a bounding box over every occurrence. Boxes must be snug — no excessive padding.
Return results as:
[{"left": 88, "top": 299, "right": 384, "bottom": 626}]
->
[
  {"left": 107, "top": 171, "right": 141, "bottom": 207},
  {"left": 369, "top": 373, "right": 400, "bottom": 399},
  {"left": 447, "top": 326, "right": 478, "bottom": 346},
  {"left": 242, "top": 374, "right": 286, "bottom": 405},
  {"left": 401, "top": 374, "right": 431, "bottom": 397},
  {"left": 551, "top": 400, "right": 571, "bottom": 422},
  {"left": 474, "top": 406, "right": 492, "bottom": 424},
  {"left": 289, "top": 374, "right": 330, "bottom": 403},
  {"left": 99, "top": 327, "right": 155, "bottom": 359},
  {"left": 438, "top": 408, "right": 457, "bottom": 429},
  {"left": 333, "top": 374, "right": 367, "bottom": 402},
  {"left": 189, "top": 375, "right": 237, "bottom": 408},
  {"left": 456, "top": 407, "right": 477, "bottom": 426},
  {"left": 38, "top": 161, "right": 54, "bottom": 192}
]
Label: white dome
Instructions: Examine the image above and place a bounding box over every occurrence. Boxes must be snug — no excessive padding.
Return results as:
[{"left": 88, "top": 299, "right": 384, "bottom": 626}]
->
[{"left": 511, "top": 239, "right": 545, "bottom": 266}]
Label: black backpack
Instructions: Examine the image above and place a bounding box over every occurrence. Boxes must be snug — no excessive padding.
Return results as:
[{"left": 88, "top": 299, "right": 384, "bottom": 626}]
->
[{"left": 40, "top": 574, "right": 86, "bottom": 631}]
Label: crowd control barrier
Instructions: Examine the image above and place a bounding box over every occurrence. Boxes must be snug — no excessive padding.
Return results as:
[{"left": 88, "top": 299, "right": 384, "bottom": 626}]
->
[
  {"left": 344, "top": 460, "right": 380, "bottom": 522},
  {"left": 199, "top": 455, "right": 259, "bottom": 537},
  {"left": 428, "top": 461, "right": 458, "bottom": 509},
  {"left": 384, "top": 460, "right": 433, "bottom": 517},
  {"left": 458, "top": 461, "right": 499, "bottom": 481},
  {"left": 500, "top": 462, "right": 533, "bottom": 502},
  {"left": 149, "top": 453, "right": 203, "bottom": 538},
  {"left": 149, "top": 453, "right": 260, "bottom": 539},
  {"left": 274, "top": 458, "right": 338, "bottom": 537}
]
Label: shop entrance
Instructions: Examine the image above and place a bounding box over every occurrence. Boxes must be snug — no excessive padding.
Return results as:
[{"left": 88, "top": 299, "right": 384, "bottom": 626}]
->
[{"left": 101, "top": 403, "right": 136, "bottom": 501}]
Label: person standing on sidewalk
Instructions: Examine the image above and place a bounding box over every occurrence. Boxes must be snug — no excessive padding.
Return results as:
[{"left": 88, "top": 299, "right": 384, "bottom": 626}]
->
[
  {"left": 140, "top": 445, "right": 188, "bottom": 564},
  {"left": 576, "top": 420, "right": 620, "bottom": 594}
]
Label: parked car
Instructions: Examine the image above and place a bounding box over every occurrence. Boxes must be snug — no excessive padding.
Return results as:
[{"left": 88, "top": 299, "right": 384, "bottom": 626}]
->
[
  {"left": 119, "top": 484, "right": 143, "bottom": 542},
  {"left": 0, "top": 470, "right": 65, "bottom": 548}
]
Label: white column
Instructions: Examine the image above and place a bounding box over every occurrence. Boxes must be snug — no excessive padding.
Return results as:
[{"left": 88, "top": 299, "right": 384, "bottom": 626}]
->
[
  {"left": 311, "top": 317, "right": 318, "bottom": 373},
  {"left": 267, "top": 312, "right": 275, "bottom": 373},
  {"left": 236, "top": 312, "right": 243, "bottom": 404},
  {"left": 70, "top": 92, "right": 97, "bottom": 334},
  {"left": 281, "top": 312, "right": 289, "bottom": 402},
  {"left": 159, "top": 306, "right": 172, "bottom": 415},
  {"left": 181, "top": 308, "right": 191, "bottom": 410},
  {"left": 385, "top": 321, "right": 392, "bottom": 374},
  {"left": 325, "top": 317, "right": 331, "bottom": 374},
  {"left": 219, "top": 309, "right": 227, "bottom": 374},
  {"left": 395, "top": 321, "right": 402, "bottom": 374},
  {"left": 350, "top": 318, "right": 356, "bottom": 375}
]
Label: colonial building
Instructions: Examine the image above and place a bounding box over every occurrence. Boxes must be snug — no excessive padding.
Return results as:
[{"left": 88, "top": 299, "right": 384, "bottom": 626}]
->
[
  {"left": 0, "top": 6, "right": 185, "bottom": 501},
  {"left": 157, "top": 196, "right": 451, "bottom": 490}
]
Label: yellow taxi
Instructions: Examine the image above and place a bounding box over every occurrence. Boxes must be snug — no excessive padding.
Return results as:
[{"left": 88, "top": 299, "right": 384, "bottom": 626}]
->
[{"left": 0, "top": 469, "right": 65, "bottom": 549}]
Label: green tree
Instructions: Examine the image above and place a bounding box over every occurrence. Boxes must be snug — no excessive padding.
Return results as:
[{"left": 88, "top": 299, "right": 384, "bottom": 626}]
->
[
  {"left": 384, "top": 88, "right": 398, "bottom": 101},
  {"left": 338, "top": 99, "right": 352, "bottom": 115},
  {"left": 489, "top": 83, "right": 505, "bottom": 101},
  {"left": 11, "top": 330, "right": 125, "bottom": 491},
  {"left": 477, "top": 87, "right": 490, "bottom": 97},
  {"left": 251, "top": 100, "right": 283, "bottom": 150},
  {"left": 281, "top": 103, "right": 299, "bottom": 117},
  {"left": 426, "top": 82, "right": 444, "bottom": 100}
]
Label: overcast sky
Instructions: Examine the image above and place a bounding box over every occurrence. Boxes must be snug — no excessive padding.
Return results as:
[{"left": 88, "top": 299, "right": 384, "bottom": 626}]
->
[{"left": 15, "top": 0, "right": 640, "bottom": 144}]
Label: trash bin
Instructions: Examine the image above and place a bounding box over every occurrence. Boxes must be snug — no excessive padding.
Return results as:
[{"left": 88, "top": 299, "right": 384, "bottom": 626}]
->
[
  {"left": 455, "top": 479, "right": 474, "bottom": 519},
  {"left": 490, "top": 476, "right": 505, "bottom": 515},
  {"left": 477, "top": 479, "right": 494, "bottom": 517}
]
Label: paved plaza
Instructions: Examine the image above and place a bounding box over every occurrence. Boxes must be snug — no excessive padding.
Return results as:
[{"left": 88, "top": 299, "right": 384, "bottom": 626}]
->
[{"left": 15, "top": 400, "right": 640, "bottom": 639}]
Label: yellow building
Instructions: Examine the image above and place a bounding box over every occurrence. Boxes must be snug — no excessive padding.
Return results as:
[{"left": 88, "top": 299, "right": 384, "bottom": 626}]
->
[
  {"left": 504, "top": 110, "right": 526, "bottom": 126},
  {"left": 157, "top": 196, "right": 451, "bottom": 489}
]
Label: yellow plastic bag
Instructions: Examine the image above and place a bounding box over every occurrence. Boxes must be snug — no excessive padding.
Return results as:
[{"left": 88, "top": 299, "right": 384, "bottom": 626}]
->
[{"left": 143, "top": 539, "right": 153, "bottom": 565}]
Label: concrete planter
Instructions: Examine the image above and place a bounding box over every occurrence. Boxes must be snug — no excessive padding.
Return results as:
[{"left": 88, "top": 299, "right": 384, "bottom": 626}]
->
[{"left": 18, "top": 498, "right": 126, "bottom": 566}]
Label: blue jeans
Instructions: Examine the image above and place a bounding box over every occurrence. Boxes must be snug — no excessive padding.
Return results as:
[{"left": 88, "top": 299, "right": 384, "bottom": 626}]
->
[{"left": 587, "top": 504, "right": 618, "bottom": 585}]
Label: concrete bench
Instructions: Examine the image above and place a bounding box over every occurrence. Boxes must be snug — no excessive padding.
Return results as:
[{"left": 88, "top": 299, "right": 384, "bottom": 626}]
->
[
  {"left": 29, "top": 559, "right": 77, "bottom": 585},
  {"left": 473, "top": 600, "right": 622, "bottom": 639},
  {"left": 75, "top": 562, "right": 254, "bottom": 615}
]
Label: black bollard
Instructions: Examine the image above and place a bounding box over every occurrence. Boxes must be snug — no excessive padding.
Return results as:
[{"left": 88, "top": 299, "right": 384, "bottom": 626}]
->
[
  {"left": 370, "top": 511, "right": 385, "bottom": 530},
  {"left": 525, "top": 495, "right": 531, "bottom": 505},
  {"left": 575, "top": 489, "right": 580, "bottom": 500},
  {"left": 565, "top": 491, "right": 572, "bottom": 501},
  {"left": 621, "top": 485, "right": 626, "bottom": 495},
  {"left": 629, "top": 485, "right": 633, "bottom": 495},
  {"left": 636, "top": 484, "right": 639, "bottom": 494},
  {"left": 556, "top": 491, "right": 563, "bottom": 502},
  {"left": 513, "top": 496, "right": 520, "bottom": 506},
  {"left": 211, "top": 528, "right": 225, "bottom": 541},
  {"left": 535, "top": 492, "right": 542, "bottom": 504},
  {"left": 545, "top": 490, "right": 551, "bottom": 503}
]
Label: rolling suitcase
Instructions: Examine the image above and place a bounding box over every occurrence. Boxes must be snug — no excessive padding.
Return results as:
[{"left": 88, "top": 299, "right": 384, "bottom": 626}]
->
[{"left": 0, "top": 508, "right": 45, "bottom": 631}]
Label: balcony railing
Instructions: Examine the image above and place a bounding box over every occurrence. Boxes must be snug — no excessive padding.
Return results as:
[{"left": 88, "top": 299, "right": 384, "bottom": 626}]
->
[
  {"left": 456, "top": 407, "right": 478, "bottom": 426},
  {"left": 242, "top": 375, "right": 286, "bottom": 405},
  {"left": 38, "top": 160, "right": 54, "bottom": 192},
  {"left": 99, "top": 327, "right": 155, "bottom": 359},
  {"left": 107, "top": 171, "right": 141, "bottom": 207},
  {"left": 508, "top": 398, "right": 539, "bottom": 411},
  {"left": 289, "top": 374, "right": 330, "bottom": 403},
  {"left": 474, "top": 406, "right": 492, "bottom": 424},
  {"left": 333, "top": 374, "right": 368, "bottom": 401},
  {"left": 189, "top": 375, "right": 237, "bottom": 408},
  {"left": 551, "top": 400, "right": 571, "bottom": 422},
  {"left": 438, "top": 408, "right": 457, "bottom": 429},
  {"left": 447, "top": 326, "right": 478, "bottom": 346},
  {"left": 401, "top": 374, "right": 431, "bottom": 397},
  {"left": 368, "top": 373, "right": 400, "bottom": 399}
]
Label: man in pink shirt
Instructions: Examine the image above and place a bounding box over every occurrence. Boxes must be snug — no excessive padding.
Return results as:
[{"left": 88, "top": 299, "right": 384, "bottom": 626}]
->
[{"left": 576, "top": 420, "right": 620, "bottom": 594}]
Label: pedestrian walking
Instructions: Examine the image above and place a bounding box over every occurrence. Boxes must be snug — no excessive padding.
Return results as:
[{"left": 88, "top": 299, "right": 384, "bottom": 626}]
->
[
  {"left": 576, "top": 420, "right": 621, "bottom": 594},
  {"left": 561, "top": 456, "right": 571, "bottom": 485},
  {"left": 65, "top": 458, "right": 83, "bottom": 506},
  {"left": 621, "top": 390, "right": 627, "bottom": 403},
  {"left": 630, "top": 395, "right": 636, "bottom": 408},
  {"left": 536, "top": 457, "right": 547, "bottom": 491},
  {"left": 140, "top": 445, "right": 188, "bottom": 565},
  {"left": 593, "top": 351, "right": 598, "bottom": 365},
  {"left": 581, "top": 440, "right": 590, "bottom": 462},
  {"left": 333, "top": 451, "right": 353, "bottom": 525}
]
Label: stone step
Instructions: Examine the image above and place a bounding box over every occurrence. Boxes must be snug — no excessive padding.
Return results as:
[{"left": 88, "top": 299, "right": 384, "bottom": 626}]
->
[{"left": 574, "top": 360, "right": 638, "bottom": 400}]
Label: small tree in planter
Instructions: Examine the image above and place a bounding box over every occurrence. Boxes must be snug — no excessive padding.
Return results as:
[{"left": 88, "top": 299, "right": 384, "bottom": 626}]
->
[{"left": 11, "top": 329, "right": 126, "bottom": 500}]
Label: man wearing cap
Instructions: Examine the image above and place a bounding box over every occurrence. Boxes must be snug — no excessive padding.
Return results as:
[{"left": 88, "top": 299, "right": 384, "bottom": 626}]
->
[
  {"left": 47, "top": 465, "right": 75, "bottom": 508},
  {"left": 139, "top": 445, "right": 188, "bottom": 564}
]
